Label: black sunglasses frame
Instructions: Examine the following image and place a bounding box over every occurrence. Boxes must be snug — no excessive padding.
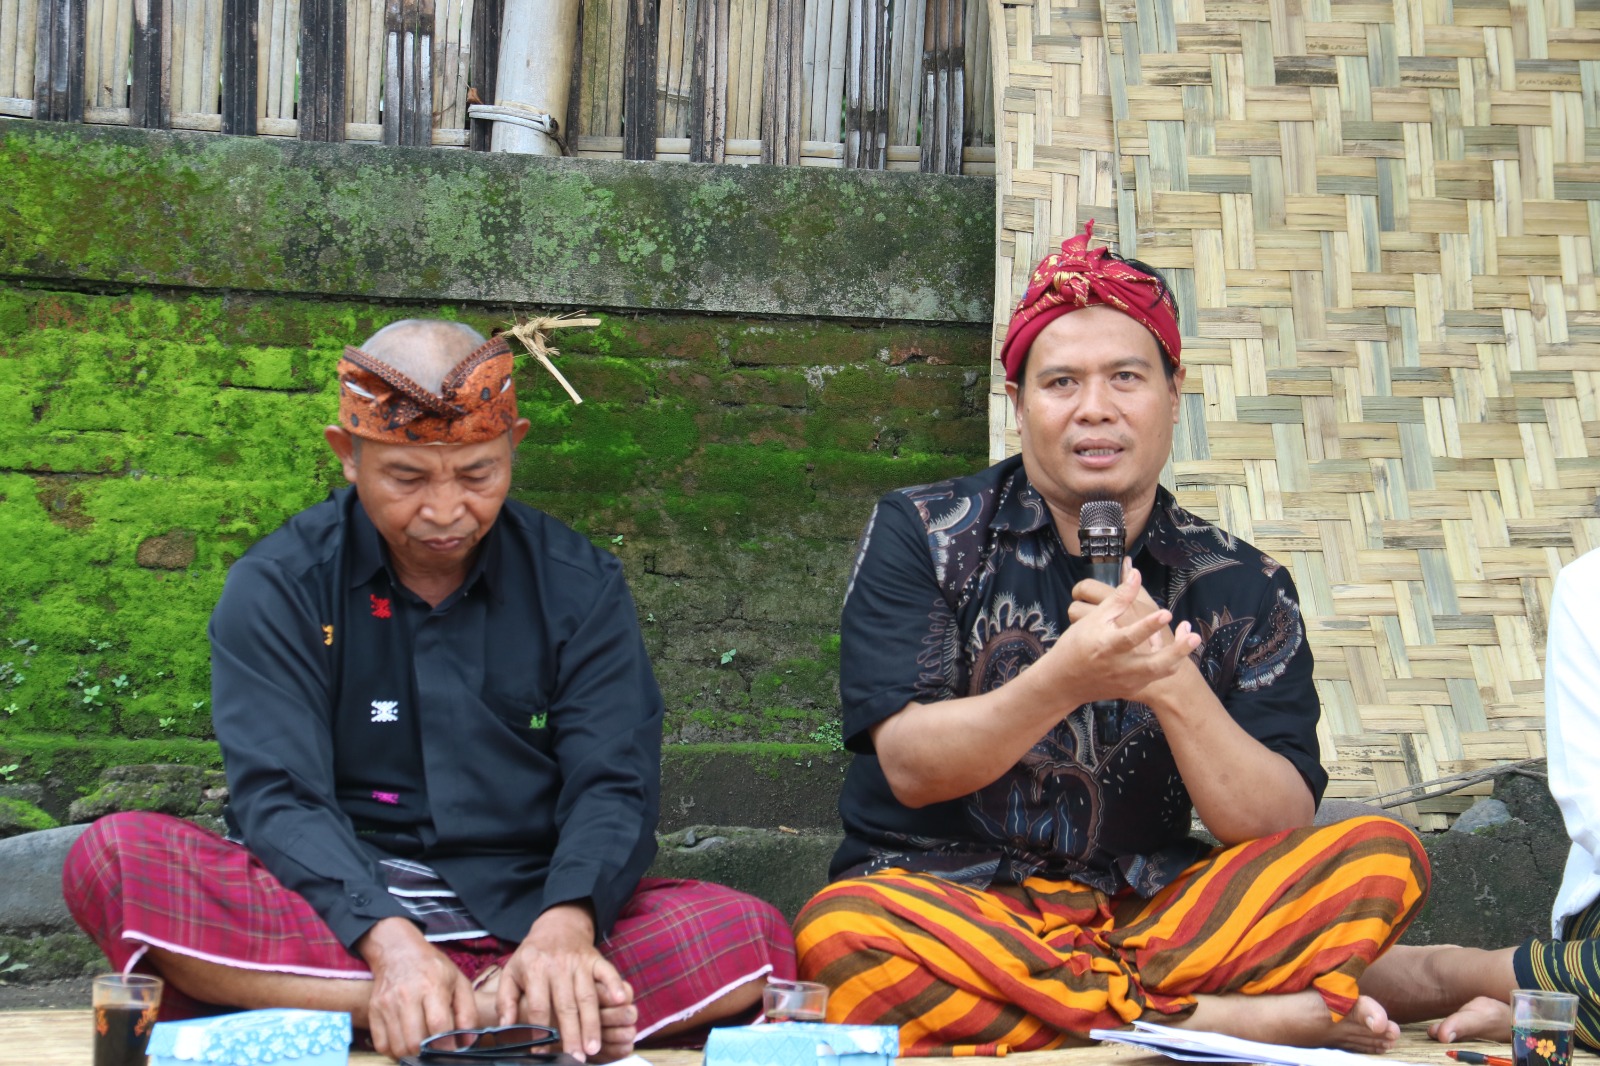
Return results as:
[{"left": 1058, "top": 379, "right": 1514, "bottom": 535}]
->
[{"left": 418, "top": 1024, "right": 561, "bottom": 1059}]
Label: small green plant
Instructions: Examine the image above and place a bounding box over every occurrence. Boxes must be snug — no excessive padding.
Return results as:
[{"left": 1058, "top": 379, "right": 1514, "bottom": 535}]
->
[
  {"left": 2, "top": 701, "right": 16, "bottom": 716},
  {"left": 111, "top": 674, "right": 130, "bottom": 691},
  {"left": 611, "top": 534, "right": 625, "bottom": 545},
  {"left": 191, "top": 699, "right": 207, "bottom": 711},
  {"left": 718, "top": 648, "right": 738, "bottom": 666},
  {"left": 158, "top": 717, "right": 176, "bottom": 730},
  {"left": 88, "top": 638, "right": 113, "bottom": 652},
  {"left": 809, "top": 721, "right": 844, "bottom": 751},
  {"left": 0, "top": 763, "right": 19, "bottom": 782},
  {"left": 81, "top": 684, "right": 103, "bottom": 707},
  {"left": 0, "top": 952, "right": 26, "bottom": 976}
]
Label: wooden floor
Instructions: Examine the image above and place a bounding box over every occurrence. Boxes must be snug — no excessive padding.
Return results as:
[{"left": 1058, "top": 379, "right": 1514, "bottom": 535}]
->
[{"left": 0, "top": 1009, "right": 1577, "bottom": 1066}]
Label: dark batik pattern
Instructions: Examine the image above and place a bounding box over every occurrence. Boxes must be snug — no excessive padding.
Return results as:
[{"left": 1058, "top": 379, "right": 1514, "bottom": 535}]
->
[{"left": 833, "top": 455, "right": 1325, "bottom": 897}]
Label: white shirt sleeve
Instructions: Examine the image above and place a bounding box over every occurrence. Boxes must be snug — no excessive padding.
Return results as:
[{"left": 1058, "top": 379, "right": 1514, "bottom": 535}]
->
[{"left": 1544, "top": 550, "right": 1600, "bottom": 938}]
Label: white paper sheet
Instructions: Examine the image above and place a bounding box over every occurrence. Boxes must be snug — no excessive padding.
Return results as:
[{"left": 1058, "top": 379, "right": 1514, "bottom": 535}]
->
[{"left": 1088, "top": 1020, "right": 1433, "bottom": 1066}]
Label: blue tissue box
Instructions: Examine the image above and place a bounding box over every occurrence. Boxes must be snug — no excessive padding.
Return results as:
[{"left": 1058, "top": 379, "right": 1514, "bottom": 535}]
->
[
  {"left": 147, "top": 1009, "right": 352, "bottom": 1066},
  {"left": 704, "top": 1022, "right": 898, "bottom": 1066}
]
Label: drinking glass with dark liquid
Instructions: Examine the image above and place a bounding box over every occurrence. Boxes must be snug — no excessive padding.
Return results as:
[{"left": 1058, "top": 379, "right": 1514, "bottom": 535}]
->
[
  {"left": 92, "top": 974, "right": 163, "bottom": 1066},
  {"left": 763, "top": 979, "right": 829, "bottom": 1022},
  {"left": 1512, "top": 989, "right": 1578, "bottom": 1066}
]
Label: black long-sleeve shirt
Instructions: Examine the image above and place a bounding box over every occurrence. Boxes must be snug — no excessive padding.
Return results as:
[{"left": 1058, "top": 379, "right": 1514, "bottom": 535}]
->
[{"left": 209, "top": 488, "right": 662, "bottom": 951}]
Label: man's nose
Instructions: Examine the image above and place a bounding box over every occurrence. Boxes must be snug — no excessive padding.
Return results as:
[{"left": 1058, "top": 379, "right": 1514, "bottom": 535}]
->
[
  {"left": 419, "top": 482, "right": 467, "bottom": 524},
  {"left": 1074, "top": 377, "right": 1116, "bottom": 420}
]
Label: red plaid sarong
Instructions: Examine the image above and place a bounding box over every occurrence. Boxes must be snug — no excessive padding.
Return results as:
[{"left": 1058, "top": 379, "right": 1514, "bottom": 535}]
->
[{"left": 63, "top": 812, "right": 796, "bottom": 1040}]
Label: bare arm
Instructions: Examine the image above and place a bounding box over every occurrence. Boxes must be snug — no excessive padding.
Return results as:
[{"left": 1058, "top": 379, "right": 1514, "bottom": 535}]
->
[
  {"left": 1138, "top": 662, "right": 1314, "bottom": 841},
  {"left": 873, "top": 572, "right": 1199, "bottom": 808}
]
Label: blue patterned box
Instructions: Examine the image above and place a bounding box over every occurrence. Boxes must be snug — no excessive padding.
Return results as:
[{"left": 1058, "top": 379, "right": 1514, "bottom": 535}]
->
[
  {"left": 147, "top": 1009, "right": 352, "bottom": 1066},
  {"left": 704, "top": 1023, "right": 898, "bottom": 1066}
]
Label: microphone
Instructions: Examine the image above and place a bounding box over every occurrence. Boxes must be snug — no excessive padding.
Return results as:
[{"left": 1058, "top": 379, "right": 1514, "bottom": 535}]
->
[
  {"left": 1077, "top": 499, "right": 1127, "bottom": 745},
  {"left": 1078, "top": 499, "right": 1126, "bottom": 587}
]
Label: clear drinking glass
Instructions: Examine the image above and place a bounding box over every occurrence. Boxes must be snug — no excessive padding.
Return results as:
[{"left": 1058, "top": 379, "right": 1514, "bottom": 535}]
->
[
  {"left": 92, "top": 973, "right": 163, "bottom": 1066},
  {"left": 1512, "top": 989, "right": 1578, "bottom": 1066},
  {"left": 763, "top": 978, "right": 829, "bottom": 1022}
]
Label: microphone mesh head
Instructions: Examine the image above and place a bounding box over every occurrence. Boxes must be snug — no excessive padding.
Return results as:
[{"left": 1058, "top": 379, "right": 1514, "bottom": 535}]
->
[{"left": 1079, "top": 499, "right": 1125, "bottom": 530}]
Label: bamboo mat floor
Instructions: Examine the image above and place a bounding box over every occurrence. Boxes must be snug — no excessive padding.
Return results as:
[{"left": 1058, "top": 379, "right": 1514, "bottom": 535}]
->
[{"left": 2, "top": 1010, "right": 1587, "bottom": 1066}]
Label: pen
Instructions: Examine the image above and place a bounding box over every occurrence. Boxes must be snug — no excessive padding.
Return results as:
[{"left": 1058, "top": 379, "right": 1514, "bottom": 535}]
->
[{"left": 1446, "top": 1050, "right": 1514, "bottom": 1066}]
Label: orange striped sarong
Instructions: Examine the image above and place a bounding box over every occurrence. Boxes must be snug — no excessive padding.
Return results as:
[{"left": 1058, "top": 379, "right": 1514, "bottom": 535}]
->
[{"left": 794, "top": 815, "right": 1429, "bottom": 1056}]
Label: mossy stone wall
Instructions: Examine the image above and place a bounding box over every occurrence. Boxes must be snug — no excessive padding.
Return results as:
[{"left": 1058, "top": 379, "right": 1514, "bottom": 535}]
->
[{"left": 0, "top": 122, "right": 994, "bottom": 798}]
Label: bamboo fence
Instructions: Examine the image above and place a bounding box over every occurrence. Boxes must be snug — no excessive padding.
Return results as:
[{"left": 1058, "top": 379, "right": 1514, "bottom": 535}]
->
[
  {"left": 0, "top": 0, "right": 996, "bottom": 170},
  {"left": 990, "top": 0, "right": 1600, "bottom": 828}
]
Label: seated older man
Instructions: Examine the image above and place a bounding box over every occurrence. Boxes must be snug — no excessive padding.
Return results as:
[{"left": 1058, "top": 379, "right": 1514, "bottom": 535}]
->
[
  {"left": 64, "top": 320, "right": 794, "bottom": 1062},
  {"left": 793, "top": 225, "right": 1430, "bottom": 1055}
]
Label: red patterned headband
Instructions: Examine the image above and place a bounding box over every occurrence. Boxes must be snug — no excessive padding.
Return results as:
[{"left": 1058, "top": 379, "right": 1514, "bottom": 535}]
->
[
  {"left": 999, "top": 220, "right": 1181, "bottom": 383},
  {"left": 338, "top": 336, "right": 518, "bottom": 445}
]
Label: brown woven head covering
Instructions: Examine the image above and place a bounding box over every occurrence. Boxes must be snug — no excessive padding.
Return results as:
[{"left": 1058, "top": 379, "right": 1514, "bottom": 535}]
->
[{"left": 337, "top": 336, "right": 517, "bottom": 445}]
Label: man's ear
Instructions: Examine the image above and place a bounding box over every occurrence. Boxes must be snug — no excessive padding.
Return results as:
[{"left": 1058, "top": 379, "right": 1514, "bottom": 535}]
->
[
  {"left": 1005, "top": 379, "right": 1025, "bottom": 429},
  {"left": 1169, "top": 365, "right": 1186, "bottom": 424},
  {"left": 324, "top": 425, "right": 361, "bottom": 485},
  {"left": 509, "top": 417, "right": 531, "bottom": 449}
]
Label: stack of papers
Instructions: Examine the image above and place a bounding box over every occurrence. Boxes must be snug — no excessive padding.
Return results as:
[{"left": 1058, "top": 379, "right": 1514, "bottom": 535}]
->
[{"left": 1089, "top": 1020, "right": 1430, "bottom": 1066}]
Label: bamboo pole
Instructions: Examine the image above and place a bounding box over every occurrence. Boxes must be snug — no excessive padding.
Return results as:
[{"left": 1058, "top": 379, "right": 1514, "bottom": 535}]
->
[
  {"left": 110, "top": 0, "right": 131, "bottom": 107},
  {"left": 202, "top": 0, "right": 222, "bottom": 114},
  {"left": 81, "top": 0, "right": 98, "bottom": 105},
  {"left": 363, "top": 0, "right": 382, "bottom": 123},
  {"left": 700, "top": 0, "right": 728, "bottom": 145},
  {"left": 760, "top": 0, "right": 798, "bottom": 162},
  {"left": 491, "top": 0, "right": 579, "bottom": 154},
  {"left": 821, "top": 0, "right": 842, "bottom": 141},
  {"left": 655, "top": 0, "right": 683, "bottom": 134},
  {"left": 1, "top": 0, "right": 16, "bottom": 97},
  {"left": 129, "top": 0, "right": 167, "bottom": 126},
  {"left": 16, "top": 0, "right": 40, "bottom": 101},
  {"left": 961, "top": 0, "right": 986, "bottom": 148}
]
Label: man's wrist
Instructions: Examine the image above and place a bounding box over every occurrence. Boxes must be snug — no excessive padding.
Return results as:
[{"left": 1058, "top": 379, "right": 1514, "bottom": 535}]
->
[
  {"left": 527, "top": 900, "right": 597, "bottom": 945},
  {"left": 1137, "top": 657, "right": 1204, "bottom": 718},
  {"left": 356, "top": 915, "right": 427, "bottom": 964}
]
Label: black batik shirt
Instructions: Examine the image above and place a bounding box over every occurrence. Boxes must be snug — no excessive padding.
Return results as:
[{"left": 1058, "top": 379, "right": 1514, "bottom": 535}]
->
[
  {"left": 209, "top": 488, "right": 662, "bottom": 951},
  {"left": 832, "top": 454, "right": 1327, "bottom": 897}
]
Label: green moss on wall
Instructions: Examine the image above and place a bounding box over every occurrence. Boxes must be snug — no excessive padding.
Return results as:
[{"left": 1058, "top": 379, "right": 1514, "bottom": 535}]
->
[
  {"left": 0, "top": 796, "right": 57, "bottom": 832},
  {"left": 0, "top": 280, "right": 986, "bottom": 766}
]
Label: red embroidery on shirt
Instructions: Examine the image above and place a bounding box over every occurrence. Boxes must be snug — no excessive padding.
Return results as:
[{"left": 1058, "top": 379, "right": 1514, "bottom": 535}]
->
[{"left": 370, "top": 595, "right": 392, "bottom": 619}]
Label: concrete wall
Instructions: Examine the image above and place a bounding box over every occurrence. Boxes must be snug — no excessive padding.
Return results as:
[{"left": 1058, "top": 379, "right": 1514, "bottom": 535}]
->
[{"left": 0, "top": 120, "right": 995, "bottom": 800}]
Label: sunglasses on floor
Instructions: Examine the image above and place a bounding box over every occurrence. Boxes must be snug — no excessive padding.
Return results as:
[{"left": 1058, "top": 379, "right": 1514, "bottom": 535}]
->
[{"left": 402, "top": 1024, "right": 576, "bottom": 1064}]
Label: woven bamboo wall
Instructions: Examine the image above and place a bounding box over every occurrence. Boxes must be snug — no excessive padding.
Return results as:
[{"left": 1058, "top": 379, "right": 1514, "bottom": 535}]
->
[{"left": 991, "top": 0, "right": 1600, "bottom": 827}]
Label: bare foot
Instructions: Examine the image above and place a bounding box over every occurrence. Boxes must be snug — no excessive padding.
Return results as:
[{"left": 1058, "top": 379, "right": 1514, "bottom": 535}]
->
[
  {"left": 1175, "top": 991, "right": 1400, "bottom": 1053},
  {"left": 1363, "top": 945, "right": 1518, "bottom": 1025},
  {"left": 1429, "top": 996, "right": 1514, "bottom": 1045}
]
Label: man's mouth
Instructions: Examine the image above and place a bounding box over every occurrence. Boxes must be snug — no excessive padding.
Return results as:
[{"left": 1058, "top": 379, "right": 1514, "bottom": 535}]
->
[{"left": 421, "top": 535, "right": 467, "bottom": 552}]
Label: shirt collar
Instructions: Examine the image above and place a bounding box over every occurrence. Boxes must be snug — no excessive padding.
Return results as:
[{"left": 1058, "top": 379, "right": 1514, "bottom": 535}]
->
[{"left": 991, "top": 461, "right": 1188, "bottom": 568}]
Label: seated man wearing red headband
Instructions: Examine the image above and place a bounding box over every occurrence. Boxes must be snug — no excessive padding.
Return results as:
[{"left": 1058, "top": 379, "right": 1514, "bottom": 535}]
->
[
  {"left": 793, "top": 226, "right": 1430, "bottom": 1054},
  {"left": 64, "top": 320, "right": 795, "bottom": 1062}
]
